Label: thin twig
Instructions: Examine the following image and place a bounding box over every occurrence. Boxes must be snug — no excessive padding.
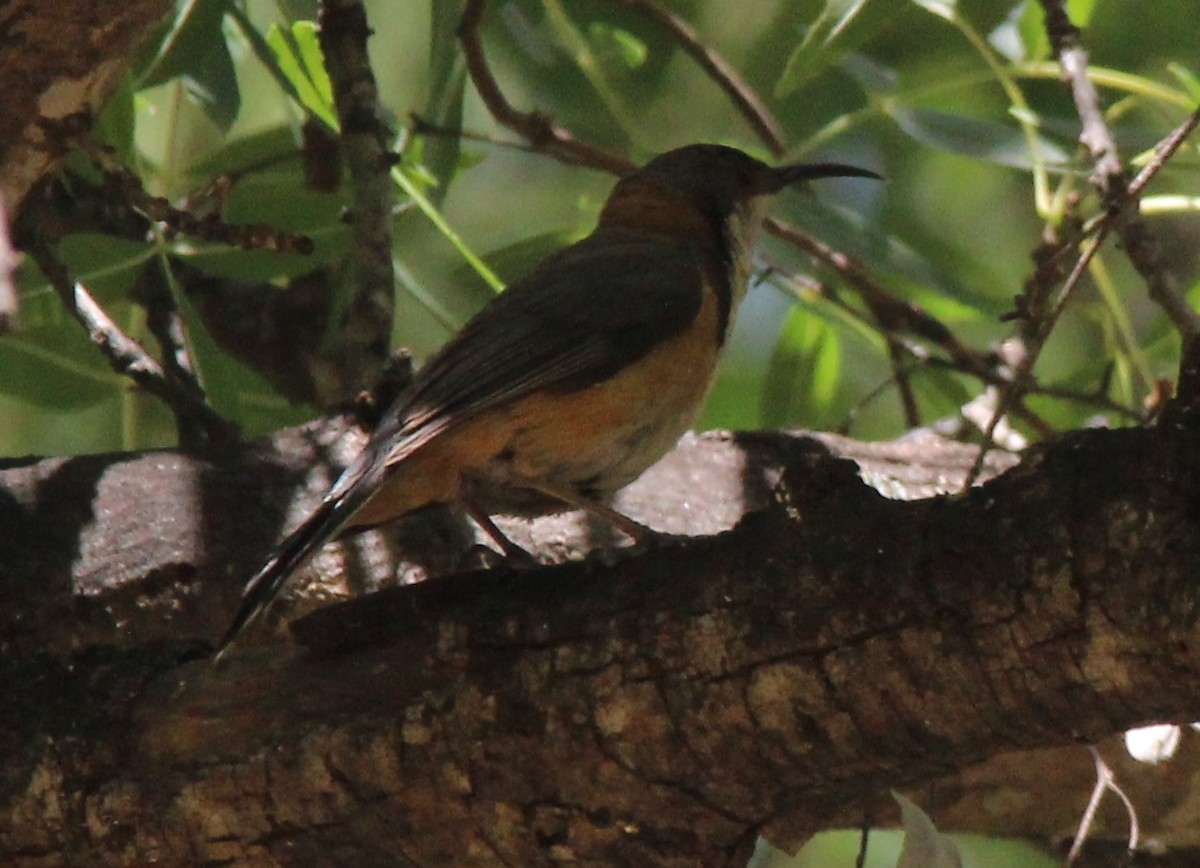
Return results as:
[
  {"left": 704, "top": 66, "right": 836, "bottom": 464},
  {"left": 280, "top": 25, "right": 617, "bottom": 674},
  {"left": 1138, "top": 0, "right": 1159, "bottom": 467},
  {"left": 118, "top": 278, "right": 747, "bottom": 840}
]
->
[
  {"left": 1066, "top": 747, "right": 1139, "bottom": 863},
  {"left": 457, "top": 0, "right": 634, "bottom": 175},
  {"left": 1118, "top": 105, "right": 1200, "bottom": 340},
  {"left": 886, "top": 337, "right": 921, "bottom": 427},
  {"left": 25, "top": 242, "right": 237, "bottom": 448},
  {"left": 1040, "top": 0, "right": 1200, "bottom": 339},
  {"left": 790, "top": 271, "right": 1060, "bottom": 437},
  {"left": 769, "top": 218, "right": 999, "bottom": 384},
  {"left": 964, "top": 3, "right": 1199, "bottom": 486},
  {"left": 40, "top": 115, "right": 314, "bottom": 255},
  {"left": 130, "top": 259, "right": 209, "bottom": 448},
  {"left": 409, "top": 113, "right": 543, "bottom": 153},
  {"left": 601, "top": 0, "right": 786, "bottom": 155},
  {"left": 963, "top": 220, "right": 1114, "bottom": 487},
  {"left": 0, "top": 196, "right": 19, "bottom": 334},
  {"left": 1126, "top": 107, "right": 1200, "bottom": 200},
  {"left": 855, "top": 817, "right": 870, "bottom": 868},
  {"left": 318, "top": 0, "right": 398, "bottom": 401},
  {"left": 1038, "top": 1, "right": 1123, "bottom": 192}
]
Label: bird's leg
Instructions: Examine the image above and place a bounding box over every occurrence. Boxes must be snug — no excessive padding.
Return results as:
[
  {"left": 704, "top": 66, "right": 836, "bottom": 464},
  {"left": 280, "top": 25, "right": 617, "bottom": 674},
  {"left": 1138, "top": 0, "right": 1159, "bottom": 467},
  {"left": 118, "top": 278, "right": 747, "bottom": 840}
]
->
[
  {"left": 516, "top": 478, "right": 654, "bottom": 543},
  {"left": 461, "top": 498, "right": 539, "bottom": 567}
]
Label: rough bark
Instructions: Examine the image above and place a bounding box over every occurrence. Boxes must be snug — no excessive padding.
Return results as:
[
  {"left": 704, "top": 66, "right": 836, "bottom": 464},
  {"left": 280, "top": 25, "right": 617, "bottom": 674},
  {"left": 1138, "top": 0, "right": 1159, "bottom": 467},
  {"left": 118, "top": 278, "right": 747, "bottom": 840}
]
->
[
  {"left": 3, "top": 419, "right": 1200, "bottom": 866},
  {"left": 0, "top": 0, "right": 171, "bottom": 208}
]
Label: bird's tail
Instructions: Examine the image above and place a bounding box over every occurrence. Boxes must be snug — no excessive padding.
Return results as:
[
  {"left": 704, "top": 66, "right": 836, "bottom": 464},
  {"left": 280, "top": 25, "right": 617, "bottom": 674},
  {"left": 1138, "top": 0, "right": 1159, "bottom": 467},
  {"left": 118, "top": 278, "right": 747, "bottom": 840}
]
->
[{"left": 214, "top": 496, "right": 346, "bottom": 661}]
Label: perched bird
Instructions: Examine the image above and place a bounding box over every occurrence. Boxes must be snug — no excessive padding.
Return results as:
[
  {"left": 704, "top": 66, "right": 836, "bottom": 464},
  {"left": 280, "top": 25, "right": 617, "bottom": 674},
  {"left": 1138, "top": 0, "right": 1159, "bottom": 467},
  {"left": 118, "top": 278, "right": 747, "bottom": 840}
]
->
[{"left": 217, "top": 143, "right": 879, "bottom": 655}]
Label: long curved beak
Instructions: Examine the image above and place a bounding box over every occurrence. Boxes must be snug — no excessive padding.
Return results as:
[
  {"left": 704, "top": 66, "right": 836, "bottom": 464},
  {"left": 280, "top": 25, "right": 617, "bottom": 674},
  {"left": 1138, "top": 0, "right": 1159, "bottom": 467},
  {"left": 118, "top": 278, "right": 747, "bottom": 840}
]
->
[{"left": 769, "top": 161, "right": 883, "bottom": 192}]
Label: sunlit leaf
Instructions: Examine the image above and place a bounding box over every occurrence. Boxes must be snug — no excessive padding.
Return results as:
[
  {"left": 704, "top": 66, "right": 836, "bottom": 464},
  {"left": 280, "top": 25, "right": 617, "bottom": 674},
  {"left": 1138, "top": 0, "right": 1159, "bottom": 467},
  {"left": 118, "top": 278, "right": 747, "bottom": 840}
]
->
[
  {"left": 763, "top": 305, "right": 842, "bottom": 427},
  {"left": 292, "top": 21, "right": 335, "bottom": 113},
  {"left": 1167, "top": 62, "right": 1200, "bottom": 102},
  {"left": 1016, "top": 1, "right": 1050, "bottom": 63},
  {"left": 587, "top": 23, "right": 648, "bottom": 69},
  {"left": 910, "top": 0, "right": 957, "bottom": 22},
  {"left": 265, "top": 21, "right": 338, "bottom": 130},
  {"left": 1068, "top": 0, "right": 1099, "bottom": 27}
]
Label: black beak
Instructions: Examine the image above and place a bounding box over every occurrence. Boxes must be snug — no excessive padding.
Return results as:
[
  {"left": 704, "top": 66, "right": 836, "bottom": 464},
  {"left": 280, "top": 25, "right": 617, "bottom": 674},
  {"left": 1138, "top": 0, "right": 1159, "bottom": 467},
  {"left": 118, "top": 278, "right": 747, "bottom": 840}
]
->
[{"left": 769, "top": 161, "right": 883, "bottom": 192}]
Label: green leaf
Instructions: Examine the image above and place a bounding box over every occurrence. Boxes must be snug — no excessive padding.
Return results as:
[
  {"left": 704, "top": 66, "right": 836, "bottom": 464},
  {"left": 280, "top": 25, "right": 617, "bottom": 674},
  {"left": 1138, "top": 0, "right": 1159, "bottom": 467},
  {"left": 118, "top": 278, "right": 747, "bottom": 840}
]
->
[
  {"left": 1167, "top": 62, "right": 1200, "bottom": 103},
  {"left": 54, "top": 234, "right": 156, "bottom": 302},
  {"left": 1015, "top": 2, "right": 1050, "bottom": 62},
  {"left": 186, "top": 125, "right": 301, "bottom": 179},
  {"left": 992, "top": 0, "right": 1099, "bottom": 63},
  {"left": 180, "top": 183, "right": 350, "bottom": 283},
  {"left": 181, "top": 23, "right": 242, "bottom": 131},
  {"left": 776, "top": 0, "right": 890, "bottom": 98},
  {"left": 587, "top": 23, "right": 648, "bottom": 69},
  {"left": 162, "top": 262, "right": 316, "bottom": 430},
  {"left": 265, "top": 21, "right": 338, "bottom": 130},
  {"left": 292, "top": 21, "right": 335, "bottom": 112},
  {"left": 762, "top": 305, "right": 842, "bottom": 427},
  {"left": 139, "top": 0, "right": 232, "bottom": 89},
  {"left": 0, "top": 328, "right": 121, "bottom": 409},
  {"left": 1068, "top": 0, "right": 1099, "bottom": 27},
  {"left": 94, "top": 72, "right": 138, "bottom": 164},
  {"left": 421, "top": 0, "right": 468, "bottom": 206},
  {"left": 2, "top": 271, "right": 125, "bottom": 409},
  {"left": 888, "top": 106, "right": 1073, "bottom": 170},
  {"left": 910, "top": 365, "right": 972, "bottom": 420},
  {"left": 839, "top": 52, "right": 898, "bottom": 95}
]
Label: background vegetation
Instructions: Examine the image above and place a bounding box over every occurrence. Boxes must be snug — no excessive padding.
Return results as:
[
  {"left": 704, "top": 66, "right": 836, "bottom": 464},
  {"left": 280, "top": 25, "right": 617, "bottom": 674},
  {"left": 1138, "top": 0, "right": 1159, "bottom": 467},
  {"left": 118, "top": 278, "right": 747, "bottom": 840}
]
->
[
  {"left": 8, "top": 0, "right": 1198, "bottom": 462},
  {"left": 4, "top": 0, "right": 1198, "bottom": 863}
]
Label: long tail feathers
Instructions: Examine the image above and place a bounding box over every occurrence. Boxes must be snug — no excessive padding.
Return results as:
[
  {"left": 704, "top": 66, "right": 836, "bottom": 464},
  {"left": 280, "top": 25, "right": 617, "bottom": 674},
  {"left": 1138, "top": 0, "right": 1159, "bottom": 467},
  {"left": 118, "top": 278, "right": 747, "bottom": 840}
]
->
[{"left": 214, "top": 497, "right": 344, "bottom": 661}]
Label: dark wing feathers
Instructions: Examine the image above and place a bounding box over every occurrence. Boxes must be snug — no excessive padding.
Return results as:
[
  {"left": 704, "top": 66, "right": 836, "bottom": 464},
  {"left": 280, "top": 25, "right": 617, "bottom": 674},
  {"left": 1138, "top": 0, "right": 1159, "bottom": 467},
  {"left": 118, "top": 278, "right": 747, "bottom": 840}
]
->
[
  {"left": 215, "top": 230, "right": 705, "bottom": 656},
  {"left": 380, "top": 230, "right": 705, "bottom": 465}
]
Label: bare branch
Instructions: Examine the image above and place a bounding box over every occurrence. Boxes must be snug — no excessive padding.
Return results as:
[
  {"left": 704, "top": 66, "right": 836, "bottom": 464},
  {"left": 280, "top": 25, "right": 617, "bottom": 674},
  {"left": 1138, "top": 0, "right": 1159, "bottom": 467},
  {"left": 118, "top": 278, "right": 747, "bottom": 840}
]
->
[
  {"left": 1120, "top": 107, "right": 1200, "bottom": 340},
  {"left": 24, "top": 242, "right": 237, "bottom": 448},
  {"left": 457, "top": 0, "right": 635, "bottom": 174},
  {"left": 0, "top": 196, "right": 19, "bottom": 334},
  {"left": 964, "top": 3, "right": 1200, "bottom": 485},
  {"left": 318, "top": 0, "right": 398, "bottom": 400},
  {"left": 41, "top": 115, "right": 314, "bottom": 255},
  {"left": 1038, "top": 0, "right": 1200, "bottom": 340},
  {"left": 602, "top": 0, "right": 786, "bottom": 155}
]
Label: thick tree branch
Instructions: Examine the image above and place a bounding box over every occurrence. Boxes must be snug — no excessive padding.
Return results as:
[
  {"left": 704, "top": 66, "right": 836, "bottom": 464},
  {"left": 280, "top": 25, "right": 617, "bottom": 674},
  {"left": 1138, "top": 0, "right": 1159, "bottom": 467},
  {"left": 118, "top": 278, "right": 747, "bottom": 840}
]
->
[{"left": 3, "top": 419, "right": 1200, "bottom": 864}]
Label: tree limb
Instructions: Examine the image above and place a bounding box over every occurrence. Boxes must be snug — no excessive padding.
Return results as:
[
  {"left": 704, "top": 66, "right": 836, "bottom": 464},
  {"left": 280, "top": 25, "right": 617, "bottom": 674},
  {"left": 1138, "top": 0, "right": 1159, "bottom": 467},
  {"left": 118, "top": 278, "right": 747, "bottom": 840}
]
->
[{"left": 4, "top": 417, "right": 1200, "bottom": 864}]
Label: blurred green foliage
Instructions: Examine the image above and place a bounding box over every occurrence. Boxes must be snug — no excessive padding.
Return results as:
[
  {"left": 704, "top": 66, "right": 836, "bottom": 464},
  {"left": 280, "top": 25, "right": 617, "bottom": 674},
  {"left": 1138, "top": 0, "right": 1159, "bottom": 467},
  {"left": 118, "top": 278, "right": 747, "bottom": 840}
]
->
[
  {"left": 5, "top": 0, "right": 1198, "bottom": 459},
  {"left": 754, "top": 827, "right": 1060, "bottom": 867}
]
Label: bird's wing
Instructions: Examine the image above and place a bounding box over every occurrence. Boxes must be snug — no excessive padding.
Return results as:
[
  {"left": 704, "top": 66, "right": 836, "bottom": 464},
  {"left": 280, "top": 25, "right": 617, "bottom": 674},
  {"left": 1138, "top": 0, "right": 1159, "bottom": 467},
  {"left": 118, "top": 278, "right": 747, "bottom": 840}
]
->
[
  {"left": 378, "top": 229, "right": 709, "bottom": 466},
  {"left": 214, "top": 230, "right": 708, "bottom": 657}
]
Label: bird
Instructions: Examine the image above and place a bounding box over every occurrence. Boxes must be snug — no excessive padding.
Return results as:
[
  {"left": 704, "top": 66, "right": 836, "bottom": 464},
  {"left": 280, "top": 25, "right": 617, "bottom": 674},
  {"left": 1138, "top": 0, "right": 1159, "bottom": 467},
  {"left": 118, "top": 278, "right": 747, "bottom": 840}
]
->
[{"left": 216, "top": 143, "right": 880, "bottom": 656}]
